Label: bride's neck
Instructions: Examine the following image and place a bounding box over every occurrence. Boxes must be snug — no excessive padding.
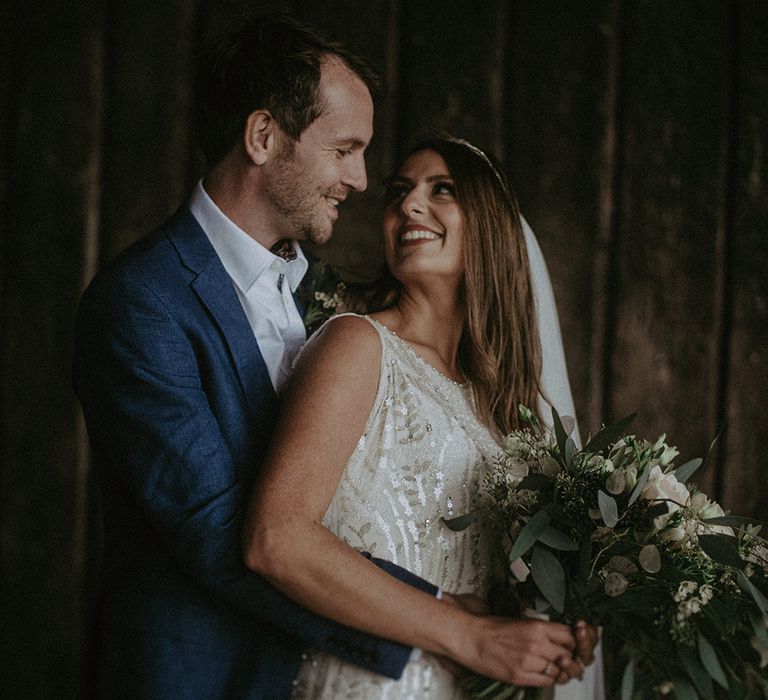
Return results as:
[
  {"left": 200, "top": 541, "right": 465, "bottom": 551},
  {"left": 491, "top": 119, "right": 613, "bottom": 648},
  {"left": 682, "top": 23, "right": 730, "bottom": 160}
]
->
[{"left": 375, "top": 291, "right": 465, "bottom": 378}]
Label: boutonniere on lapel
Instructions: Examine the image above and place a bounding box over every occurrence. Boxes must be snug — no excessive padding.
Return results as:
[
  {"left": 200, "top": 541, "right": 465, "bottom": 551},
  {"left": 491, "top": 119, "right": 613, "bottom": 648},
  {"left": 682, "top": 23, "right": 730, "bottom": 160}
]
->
[{"left": 297, "top": 257, "right": 349, "bottom": 335}]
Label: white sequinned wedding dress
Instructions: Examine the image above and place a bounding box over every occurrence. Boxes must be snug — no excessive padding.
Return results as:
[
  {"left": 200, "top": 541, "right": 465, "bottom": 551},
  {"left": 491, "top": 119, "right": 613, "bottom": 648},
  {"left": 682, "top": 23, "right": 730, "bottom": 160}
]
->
[{"left": 291, "top": 314, "right": 601, "bottom": 699}]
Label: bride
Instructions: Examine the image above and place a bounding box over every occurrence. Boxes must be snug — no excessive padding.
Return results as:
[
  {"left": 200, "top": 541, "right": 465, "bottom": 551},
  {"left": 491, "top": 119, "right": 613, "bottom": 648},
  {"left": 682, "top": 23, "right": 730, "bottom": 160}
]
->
[{"left": 243, "top": 135, "right": 602, "bottom": 698}]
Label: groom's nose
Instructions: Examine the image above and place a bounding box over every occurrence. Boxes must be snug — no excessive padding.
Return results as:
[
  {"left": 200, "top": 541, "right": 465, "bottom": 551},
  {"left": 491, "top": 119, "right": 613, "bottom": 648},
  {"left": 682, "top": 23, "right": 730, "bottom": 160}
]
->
[{"left": 342, "top": 152, "right": 368, "bottom": 192}]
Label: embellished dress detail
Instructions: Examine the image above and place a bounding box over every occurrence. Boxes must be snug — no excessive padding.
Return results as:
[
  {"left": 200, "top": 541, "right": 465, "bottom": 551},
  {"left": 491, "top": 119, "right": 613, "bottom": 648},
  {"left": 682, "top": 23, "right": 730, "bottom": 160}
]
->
[{"left": 291, "top": 314, "right": 500, "bottom": 699}]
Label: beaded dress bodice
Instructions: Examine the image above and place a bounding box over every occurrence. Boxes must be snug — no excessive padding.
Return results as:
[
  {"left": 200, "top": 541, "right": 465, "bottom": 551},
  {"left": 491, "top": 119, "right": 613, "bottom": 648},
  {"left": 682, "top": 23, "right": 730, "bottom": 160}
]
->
[{"left": 291, "top": 314, "right": 501, "bottom": 699}]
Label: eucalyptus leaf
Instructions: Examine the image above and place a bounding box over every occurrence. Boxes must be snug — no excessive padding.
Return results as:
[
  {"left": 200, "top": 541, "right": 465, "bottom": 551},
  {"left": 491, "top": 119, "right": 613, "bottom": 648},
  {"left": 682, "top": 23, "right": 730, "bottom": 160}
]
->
[
  {"left": 697, "top": 632, "right": 729, "bottom": 689},
  {"left": 584, "top": 412, "right": 637, "bottom": 454},
  {"left": 578, "top": 528, "right": 592, "bottom": 583},
  {"left": 700, "top": 431, "right": 721, "bottom": 477},
  {"left": 492, "top": 686, "right": 520, "bottom": 700},
  {"left": 737, "top": 570, "right": 768, "bottom": 616},
  {"left": 552, "top": 407, "right": 568, "bottom": 465},
  {"left": 750, "top": 611, "right": 768, "bottom": 646},
  {"left": 628, "top": 464, "right": 651, "bottom": 506},
  {"left": 538, "top": 527, "right": 579, "bottom": 551},
  {"left": 679, "top": 644, "right": 714, "bottom": 698},
  {"left": 673, "top": 678, "right": 698, "bottom": 700},
  {"left": 699, "top": 534, "right": 744, "bottom": 569},
  {"left": 620, "top": 658, "right": 634, "bottom": 700},
  {"left": 704, "top": 515, "right": 768, "bottom": 529},
  {"left": 597, "top": 489, "right": 619, "bottom": 528},
  {"left": 508, "top": 509, "right": 551, "bottom": 561},
  {"left": 441, "top": 513, "right": 476, "bottom": 531},
  {"left": 475, "top": 681, "right": 503, "bottom": 697},
  {"left": 564, "top": 437, "right": 577, "bottom": 467},
  {"left": 671, "top": 457, "right": 703, "bottom": 484},
  {"left": 531, "top": 544, "right": 566, "bottom": 612}
]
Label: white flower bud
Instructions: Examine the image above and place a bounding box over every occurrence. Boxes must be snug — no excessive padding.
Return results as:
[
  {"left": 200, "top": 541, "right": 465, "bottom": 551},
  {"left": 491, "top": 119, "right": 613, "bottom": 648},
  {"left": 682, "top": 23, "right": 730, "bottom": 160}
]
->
[
  {"left": 605, "top": 470, "right": 626, "bottom": 495},
  {"left": 623, "top": 465, "right": 637, "bottom": 491},
  {"left": 659, "top": 445, "right": 679, "bottom": 466}
]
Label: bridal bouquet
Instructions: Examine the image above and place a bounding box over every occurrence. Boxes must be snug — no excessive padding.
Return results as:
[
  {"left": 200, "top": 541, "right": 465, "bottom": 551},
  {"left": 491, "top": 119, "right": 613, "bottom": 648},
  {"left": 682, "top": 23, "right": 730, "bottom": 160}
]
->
[{"left": 448, "top": 407, "right": 768, "bottom": 699}]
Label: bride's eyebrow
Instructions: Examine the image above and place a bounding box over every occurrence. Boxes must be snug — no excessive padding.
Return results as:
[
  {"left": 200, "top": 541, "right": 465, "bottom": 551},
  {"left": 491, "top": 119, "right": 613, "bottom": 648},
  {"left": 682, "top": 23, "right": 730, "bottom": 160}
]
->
[{"left": 383, "top": 175, "right": 412, "bottom": 187}]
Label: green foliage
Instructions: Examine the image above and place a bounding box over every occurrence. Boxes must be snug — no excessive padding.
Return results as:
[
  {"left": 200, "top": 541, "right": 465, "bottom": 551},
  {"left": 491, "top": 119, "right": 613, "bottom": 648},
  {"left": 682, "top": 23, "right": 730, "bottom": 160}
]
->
[{"left": 456, "top": 408, "right": 768, "bottom": 699}]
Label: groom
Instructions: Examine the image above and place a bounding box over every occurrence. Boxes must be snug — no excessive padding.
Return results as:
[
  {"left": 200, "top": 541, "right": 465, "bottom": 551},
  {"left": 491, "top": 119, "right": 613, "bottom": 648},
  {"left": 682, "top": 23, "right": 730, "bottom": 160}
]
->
[
  {"left": 74, "top": 14, "right": 443, "bottom": 699},
  {"left": 75, "top": 12, "right": 590, "bottom": 700}
]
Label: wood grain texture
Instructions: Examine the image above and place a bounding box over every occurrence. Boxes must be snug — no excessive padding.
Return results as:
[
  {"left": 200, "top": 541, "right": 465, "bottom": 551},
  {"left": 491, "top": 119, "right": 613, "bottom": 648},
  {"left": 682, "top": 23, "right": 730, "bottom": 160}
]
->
[
  {"left": 721, "top": 0, "right": 768, "bottom": 519},
  {"left": 2, "top": 2, "right": 768, "bottom": 696},
  {"left": 608, "top": 2, "right": 731, "bottom": 477},
  {"left": 99, "top": 0, "right": 198, "bottom": 261},
  {"left": 1, "top": 1, "right": 104, "bottom": 696},
  {"left": 397, "top": 0, "right": 507, "bottom": 155},
  {"left": 505, "top": 0, "right": 618, "bottom": 434}
]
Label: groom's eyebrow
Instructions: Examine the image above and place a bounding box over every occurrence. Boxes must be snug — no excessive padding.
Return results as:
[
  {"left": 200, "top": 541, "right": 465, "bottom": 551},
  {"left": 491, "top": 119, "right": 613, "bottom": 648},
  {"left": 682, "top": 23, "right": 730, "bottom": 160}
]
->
[{"left": 335, "top": 137, "right": 368, "bottom": 149}]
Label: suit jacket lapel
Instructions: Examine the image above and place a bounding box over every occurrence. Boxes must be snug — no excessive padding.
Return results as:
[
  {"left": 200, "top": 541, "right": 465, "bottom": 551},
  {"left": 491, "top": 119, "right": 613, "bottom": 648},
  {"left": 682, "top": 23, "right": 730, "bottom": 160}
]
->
[{"left": 167, "top": 210, "right": 276, "bottom": 423}]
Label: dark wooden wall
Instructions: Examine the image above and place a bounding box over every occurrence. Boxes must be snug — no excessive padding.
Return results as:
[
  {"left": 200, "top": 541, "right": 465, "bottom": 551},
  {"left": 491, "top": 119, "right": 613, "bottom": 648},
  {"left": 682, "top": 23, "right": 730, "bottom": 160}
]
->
[{"left": 2, "top": 1, "right": 766, "bottom": 696}]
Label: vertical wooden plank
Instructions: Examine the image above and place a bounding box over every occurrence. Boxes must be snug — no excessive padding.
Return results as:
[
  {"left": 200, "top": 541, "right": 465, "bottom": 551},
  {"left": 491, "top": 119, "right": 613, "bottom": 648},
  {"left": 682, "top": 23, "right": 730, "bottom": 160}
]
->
[
  {"left": 609, "top": 3, "right": 731, "bottom": 480},
  {"left": 99, "top": 0, "right": 198, "bottom": 262},
  {"left": 505, "top": 0, "right": 618, "bottom": 432},
  {"left": 398, "top": 0, "right": 507, "bottom": 155},
  {"left": 298, "top": 0, "right": 397, "bottom": 278},
  {"left": 0, "top": 0, "right": 104, "bottom": 696},
  {"left": 721, "top": 0, "right": 768, "bottom": 520}
]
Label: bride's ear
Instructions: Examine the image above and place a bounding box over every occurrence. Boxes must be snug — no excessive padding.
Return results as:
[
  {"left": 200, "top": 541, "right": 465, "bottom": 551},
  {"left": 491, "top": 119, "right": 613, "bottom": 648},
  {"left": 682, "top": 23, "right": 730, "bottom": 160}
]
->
[{"left": 243, "top": 110, "right": 279, "bottom": 166}]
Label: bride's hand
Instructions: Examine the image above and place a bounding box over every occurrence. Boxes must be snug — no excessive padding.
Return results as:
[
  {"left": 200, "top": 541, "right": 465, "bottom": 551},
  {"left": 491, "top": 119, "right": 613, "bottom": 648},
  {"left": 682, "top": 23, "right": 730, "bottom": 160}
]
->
[
  {"left": 574, "top": 620, "right": 600, "bottom": 667},
  {"left": 441, "top": 591, "right": 490, "bottom": 616},
  {"left": 448, "top": 614, "right": 579, "bottom": 688}
]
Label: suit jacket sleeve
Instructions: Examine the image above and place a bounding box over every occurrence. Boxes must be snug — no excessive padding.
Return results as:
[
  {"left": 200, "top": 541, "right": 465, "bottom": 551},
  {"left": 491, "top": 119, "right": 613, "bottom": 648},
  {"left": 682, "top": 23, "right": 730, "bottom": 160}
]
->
[{"left": 74, "top": 264, "right": 436, "bottom": 680}]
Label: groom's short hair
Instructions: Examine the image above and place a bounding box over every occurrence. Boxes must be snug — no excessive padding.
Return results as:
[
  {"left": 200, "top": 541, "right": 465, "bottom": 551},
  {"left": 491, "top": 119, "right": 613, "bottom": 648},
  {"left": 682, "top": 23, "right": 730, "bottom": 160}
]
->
[{"left": 194, "top": 12, "right": 382, "bottom": 167}]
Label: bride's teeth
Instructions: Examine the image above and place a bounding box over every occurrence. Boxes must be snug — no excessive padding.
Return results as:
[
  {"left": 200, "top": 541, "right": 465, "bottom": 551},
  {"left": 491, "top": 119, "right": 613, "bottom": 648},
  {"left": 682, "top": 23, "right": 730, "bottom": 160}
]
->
[
  {"left": 400, "top": 230, "right": 439, "bottom": 241},
  {"left": 327, "top": 197, "right": 339, "bottom": 207}
]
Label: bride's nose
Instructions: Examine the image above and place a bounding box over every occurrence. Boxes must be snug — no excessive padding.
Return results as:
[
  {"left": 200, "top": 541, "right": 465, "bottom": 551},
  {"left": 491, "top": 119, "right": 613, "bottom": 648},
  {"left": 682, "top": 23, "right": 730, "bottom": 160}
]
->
[{"left": 400, "top": 189, "right": 425, "bottom": 217}]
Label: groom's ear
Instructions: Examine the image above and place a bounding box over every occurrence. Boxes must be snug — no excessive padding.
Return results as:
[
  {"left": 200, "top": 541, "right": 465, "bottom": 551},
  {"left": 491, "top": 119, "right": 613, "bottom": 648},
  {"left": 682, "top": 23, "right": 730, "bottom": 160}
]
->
[{"left": 243, "top": 110, "right": 278, "bottom": 166}]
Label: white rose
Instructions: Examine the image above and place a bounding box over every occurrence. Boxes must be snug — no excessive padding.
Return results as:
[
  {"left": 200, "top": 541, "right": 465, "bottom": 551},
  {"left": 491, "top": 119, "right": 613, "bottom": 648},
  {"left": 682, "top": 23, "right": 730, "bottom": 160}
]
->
[{"left": 641, "top": 466, "right": 690, "bottom": 529}]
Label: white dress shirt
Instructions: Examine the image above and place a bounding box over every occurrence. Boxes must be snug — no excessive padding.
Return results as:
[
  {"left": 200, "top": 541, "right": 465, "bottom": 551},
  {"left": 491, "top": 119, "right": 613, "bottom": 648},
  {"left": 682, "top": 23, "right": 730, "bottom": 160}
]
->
[{"left": 189, "top": 181, "right": 308, "bottom": 392}]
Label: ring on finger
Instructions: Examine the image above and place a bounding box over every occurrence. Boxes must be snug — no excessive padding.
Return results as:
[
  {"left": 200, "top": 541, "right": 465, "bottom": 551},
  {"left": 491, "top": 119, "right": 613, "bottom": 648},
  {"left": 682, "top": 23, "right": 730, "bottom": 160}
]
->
[{"left": 543, "top": 662, "right": 554, "bottom": 677}]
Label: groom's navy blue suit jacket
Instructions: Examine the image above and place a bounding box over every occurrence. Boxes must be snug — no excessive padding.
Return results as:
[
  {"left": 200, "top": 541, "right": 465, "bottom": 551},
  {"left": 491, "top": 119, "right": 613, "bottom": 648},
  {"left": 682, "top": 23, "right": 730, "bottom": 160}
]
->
[{"left": 74, "top": 208, "right": 437, "bottom": 699}]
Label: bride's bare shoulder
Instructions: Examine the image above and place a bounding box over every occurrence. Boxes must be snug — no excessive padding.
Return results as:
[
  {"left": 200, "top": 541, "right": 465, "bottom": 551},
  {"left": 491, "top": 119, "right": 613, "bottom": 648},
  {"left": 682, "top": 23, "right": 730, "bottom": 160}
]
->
[{"left": 297, "top": 314, "right": 381, "bottom": 375}]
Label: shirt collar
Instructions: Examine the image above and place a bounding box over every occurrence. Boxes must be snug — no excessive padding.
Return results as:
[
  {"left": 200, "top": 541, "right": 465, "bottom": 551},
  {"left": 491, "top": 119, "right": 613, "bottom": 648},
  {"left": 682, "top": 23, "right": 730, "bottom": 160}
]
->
[{"left": 189, "top": 180, "right": 308, "bottom": 293}]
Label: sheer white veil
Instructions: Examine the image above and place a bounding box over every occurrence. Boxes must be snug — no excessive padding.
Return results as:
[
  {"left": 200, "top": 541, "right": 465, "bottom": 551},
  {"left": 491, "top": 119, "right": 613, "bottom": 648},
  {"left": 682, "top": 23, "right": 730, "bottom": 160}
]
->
[{"left": 523, "top": 217, "right": 606, "bottom": 700}]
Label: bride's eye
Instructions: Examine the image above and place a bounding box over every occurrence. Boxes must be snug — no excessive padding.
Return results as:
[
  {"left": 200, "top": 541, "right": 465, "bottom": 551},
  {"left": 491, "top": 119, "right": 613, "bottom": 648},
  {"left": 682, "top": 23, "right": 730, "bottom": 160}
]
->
[
  {"left": 384, "top": 181, "right": 410, "bottom": 204},
  {"left": 433, "top": 181, "right": 456, "bottom": 196}
]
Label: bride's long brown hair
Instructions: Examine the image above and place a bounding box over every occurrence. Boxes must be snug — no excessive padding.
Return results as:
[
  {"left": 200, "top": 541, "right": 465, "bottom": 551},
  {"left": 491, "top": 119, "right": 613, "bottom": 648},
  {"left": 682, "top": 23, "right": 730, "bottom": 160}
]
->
[{"left": 349, "top": 135, "right": 542, "bottom": 436}]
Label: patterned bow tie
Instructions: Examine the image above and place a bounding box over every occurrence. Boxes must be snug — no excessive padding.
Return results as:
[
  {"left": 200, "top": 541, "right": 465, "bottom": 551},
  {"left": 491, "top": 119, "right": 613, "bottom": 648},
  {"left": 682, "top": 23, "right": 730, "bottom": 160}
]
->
[{"left": 270, "top": 238, "right": 297, "bottom": 262}]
